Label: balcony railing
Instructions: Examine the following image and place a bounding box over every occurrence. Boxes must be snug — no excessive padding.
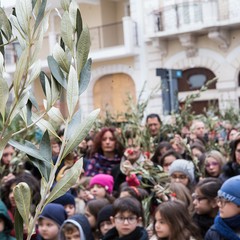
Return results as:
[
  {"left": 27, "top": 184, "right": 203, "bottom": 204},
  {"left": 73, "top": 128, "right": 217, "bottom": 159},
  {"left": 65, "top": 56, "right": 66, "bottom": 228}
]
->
[
  {"left": 153, "top": 0, "right": 240, "bottom": 32},
  {"left": 89, "top": 20, "right": 138, "bottom": 50}
]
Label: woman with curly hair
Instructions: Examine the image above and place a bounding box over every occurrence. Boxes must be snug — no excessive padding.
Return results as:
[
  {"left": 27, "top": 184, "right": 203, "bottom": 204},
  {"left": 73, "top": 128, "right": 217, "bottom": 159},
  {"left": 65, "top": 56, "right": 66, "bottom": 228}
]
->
[{"left": 85, "top": 127, "right": 124, "bottom": 176}]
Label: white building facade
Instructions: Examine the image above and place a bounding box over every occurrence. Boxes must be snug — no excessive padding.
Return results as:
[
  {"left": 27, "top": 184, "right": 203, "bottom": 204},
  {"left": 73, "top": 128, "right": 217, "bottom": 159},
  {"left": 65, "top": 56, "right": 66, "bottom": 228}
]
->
[{"left": 3, "top": 0, "right": 240, "bottom": 119}]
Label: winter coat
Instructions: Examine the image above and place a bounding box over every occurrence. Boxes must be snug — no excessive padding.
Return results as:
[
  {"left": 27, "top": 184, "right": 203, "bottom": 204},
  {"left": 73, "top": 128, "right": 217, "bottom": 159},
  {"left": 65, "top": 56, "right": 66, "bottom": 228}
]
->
[
  {"left": 220, "top": 161, "right": 240, "bottom": 182},
  {"left": 0, "top": 200, "right": 16, "bottom": 240},
  {"left": 192, "top": 213, "right": 215, "bottom": 238},
  {"left": 204, "top": 226, "right": 226, "bottom": 240},
  {"left": 102, "top": 226, "right": 149, "bottom": 240},
  {"left": 85, "top": 153, "right": 121, "bottom": 176},
  {"left": 59, "top": 214, "right": 94, "bottom": 240}
]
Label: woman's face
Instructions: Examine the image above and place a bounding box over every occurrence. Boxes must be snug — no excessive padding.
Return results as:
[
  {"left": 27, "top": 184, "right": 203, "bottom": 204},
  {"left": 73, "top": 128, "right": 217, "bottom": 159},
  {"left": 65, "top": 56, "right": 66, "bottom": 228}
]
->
[
  {"left": 229, "top": 129, "right": 238, "bottom": 141},
  {"left": 101, "top": 131, "right": 116, "bottom": 154},
  {"left": 170, "top": 171, "right": 189, "bottom": 186},
  {"left": 205, "top": 157, "right": 221, "bottom": 177},
  {"left": 162, "top": 155, "right": 176, "bottom": 173},
  {"left": 192, "top": 188, "right": 215, "bottom": 216},
  {"left": 235, "top": 142, "right": 240, "bottom": 165}
]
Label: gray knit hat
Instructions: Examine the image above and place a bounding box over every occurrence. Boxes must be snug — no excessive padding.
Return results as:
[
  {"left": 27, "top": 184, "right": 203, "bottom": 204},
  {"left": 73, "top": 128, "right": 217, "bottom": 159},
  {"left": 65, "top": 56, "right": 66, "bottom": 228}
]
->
[{"left": 168, "top": 159, "right": 195, "bottom": 183}]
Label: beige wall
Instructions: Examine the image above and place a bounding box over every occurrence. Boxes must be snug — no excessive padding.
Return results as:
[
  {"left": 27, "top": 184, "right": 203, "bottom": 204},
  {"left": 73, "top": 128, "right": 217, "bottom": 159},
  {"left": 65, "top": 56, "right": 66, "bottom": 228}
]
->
[
  {"left": 92, "top": 57, "right": 135, "bottom": 69},
  {"left": 79, "top": 3, "right": 102, "bottom": 27}
]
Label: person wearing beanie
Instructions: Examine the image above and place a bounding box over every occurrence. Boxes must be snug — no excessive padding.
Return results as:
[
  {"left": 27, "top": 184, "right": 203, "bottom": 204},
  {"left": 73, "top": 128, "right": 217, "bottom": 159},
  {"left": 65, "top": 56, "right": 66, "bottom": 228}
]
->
[
  {"left": 168, "top": 159, "right": 195, "bottom": 190},
  {"left": 60, "top": 214, "right": 94, "bottom": 240},
  {"left": 97, "top": 204, "right": 114, "bottom": 238},
  {"left": 89, "top": 174, "right": 114, "bottom": 200},
  {"left": 52, "top": 192, "right": 76, "bottom": 218},
  {"left": 0, "top": 200, "right": 15, "bottom": 240},
  {"left": 37, "top": 203, "right": 67, "bottom": 240},
  {"left": 205, "top": 176, "right": 240, "bottom": 240}
]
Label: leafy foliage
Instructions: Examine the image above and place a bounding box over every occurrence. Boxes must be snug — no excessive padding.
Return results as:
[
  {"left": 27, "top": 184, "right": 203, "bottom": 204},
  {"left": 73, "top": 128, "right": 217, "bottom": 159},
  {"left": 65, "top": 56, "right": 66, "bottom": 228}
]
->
[{"left": 0, "top": 1, "right": 99, "bottom": 239}]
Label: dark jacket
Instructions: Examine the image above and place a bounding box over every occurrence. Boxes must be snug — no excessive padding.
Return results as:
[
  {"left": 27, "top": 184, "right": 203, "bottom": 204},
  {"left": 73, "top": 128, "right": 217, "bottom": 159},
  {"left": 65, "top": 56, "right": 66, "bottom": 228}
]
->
[
  {"left": 102, "top": 226, "right": 149, "bottom": 240},
  {"left": 60, "top": 214, "right": 94, "bottom": 240},
  {"left": 192, "top": 213, "right": 215, "bottom": 238},
  {"left": 0, "top": 200, "right": 16, "bottom": 240},
  {"left": 220, "top": 161, "right": 240, "bottom": 182},
  {"left": 204, "top": 226, "right": 225, "bottom": 240}
]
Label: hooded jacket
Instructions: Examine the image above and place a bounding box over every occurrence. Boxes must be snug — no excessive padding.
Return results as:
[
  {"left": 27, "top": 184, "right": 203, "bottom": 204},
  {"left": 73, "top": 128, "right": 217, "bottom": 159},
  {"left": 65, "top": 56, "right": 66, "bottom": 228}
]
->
[
  {"left": 0, "top": 200, "right": 16, "bottom": 240},
  {"left": 59, "top": 214, "right": 94, "bottom": 240}
]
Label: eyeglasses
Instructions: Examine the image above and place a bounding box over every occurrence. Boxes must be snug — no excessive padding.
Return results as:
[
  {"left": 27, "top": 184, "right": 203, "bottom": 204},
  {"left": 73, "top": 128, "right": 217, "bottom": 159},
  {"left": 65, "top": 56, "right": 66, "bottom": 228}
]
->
[
  {"left": 216, "top": 197, "right": 230, "bottom": 207},
  {"left": 192, "top": 193, "right": 208, "bottom": 202},
  {"left": 171, "top": 174, "right": 187, "bottom": 180},
  {"left": 114, "top": 216, "right": 137, "bottom": 224},
  {"left": 205, "top": 161, "right": 219, "bottom": 168}
]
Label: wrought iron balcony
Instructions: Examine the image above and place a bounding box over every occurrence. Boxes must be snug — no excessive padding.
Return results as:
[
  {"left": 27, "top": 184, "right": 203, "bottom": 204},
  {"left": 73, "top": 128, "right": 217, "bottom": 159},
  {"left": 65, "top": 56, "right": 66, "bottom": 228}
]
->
[{"left": 150, "top": 0, "right": 240, "bottom": 36}]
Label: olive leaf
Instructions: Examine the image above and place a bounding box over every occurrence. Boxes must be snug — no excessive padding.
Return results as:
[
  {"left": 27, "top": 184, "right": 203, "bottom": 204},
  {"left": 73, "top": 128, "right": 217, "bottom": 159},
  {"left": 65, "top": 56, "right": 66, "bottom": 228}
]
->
[
  {"left": 62, "top": 108, "right": 100, "bottom": 159},
  {"left": 76, "top": 26, "right": 90, "bottom": 76},
  {"left": 13, "top": 182, "right": 31, "bottom": 226},
  {"left": 14, "top": 208, "right": 24, "bottom": 240},
  {"left": 44, "top": 159, "right": 83, "bottom": 205},
  {"left": 67, "top": 66, "right": 79, "bottom": 118},
  {"left": 0, "top": 74, "right": 9, "bottom": 121}
]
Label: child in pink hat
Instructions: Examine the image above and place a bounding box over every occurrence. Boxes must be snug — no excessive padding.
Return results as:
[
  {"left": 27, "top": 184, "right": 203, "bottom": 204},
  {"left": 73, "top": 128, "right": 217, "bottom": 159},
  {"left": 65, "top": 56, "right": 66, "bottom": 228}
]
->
[{"left": 89, "top": 174, "right": 114, "bottom": 202}]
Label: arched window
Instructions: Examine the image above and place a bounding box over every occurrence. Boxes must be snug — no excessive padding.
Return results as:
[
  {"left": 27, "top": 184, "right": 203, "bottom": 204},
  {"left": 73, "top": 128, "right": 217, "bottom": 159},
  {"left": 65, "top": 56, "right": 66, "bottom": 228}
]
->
[{"left": 178, "top": 67, "right": 216, "bottom": 92}]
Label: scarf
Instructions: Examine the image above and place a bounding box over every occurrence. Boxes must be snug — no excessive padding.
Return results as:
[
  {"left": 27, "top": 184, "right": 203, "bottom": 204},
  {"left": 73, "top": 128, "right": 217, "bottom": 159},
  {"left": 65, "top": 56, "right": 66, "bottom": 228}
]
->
[
  {"left": 192, "top": 213, "right": 214, "bottom": 238},
  {"left": 214, "top": 214, "right": 240, "bottom": 240}
]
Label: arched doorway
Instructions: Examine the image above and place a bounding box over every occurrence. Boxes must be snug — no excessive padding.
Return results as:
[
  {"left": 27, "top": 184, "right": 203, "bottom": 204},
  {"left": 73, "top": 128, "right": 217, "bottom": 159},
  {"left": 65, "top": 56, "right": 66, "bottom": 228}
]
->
[{"left": 93, "top": 73, "right": 136, "bottom": 120}]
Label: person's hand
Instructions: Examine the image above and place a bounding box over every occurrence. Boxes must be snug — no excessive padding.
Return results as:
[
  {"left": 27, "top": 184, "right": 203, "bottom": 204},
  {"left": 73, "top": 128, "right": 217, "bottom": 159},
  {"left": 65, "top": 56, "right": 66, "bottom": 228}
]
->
[
  {"left": 120, "top": 160, "right": 133, "bottom": 176},
  {"left": 85, "top": 190, "right": 95, "bottom": 201},
  {"left": 1, "top": 173, "right": 15, "bottom": 184},
  {"left": 153, "top": 184, "right": 169, "bottom": 202}
]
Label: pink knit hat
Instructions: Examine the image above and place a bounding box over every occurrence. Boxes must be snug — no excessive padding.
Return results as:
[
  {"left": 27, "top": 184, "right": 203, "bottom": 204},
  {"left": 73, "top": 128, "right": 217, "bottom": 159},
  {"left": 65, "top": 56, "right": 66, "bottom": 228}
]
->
[{"left": 89, "top": 174, "right": 114, "bottom": 194}]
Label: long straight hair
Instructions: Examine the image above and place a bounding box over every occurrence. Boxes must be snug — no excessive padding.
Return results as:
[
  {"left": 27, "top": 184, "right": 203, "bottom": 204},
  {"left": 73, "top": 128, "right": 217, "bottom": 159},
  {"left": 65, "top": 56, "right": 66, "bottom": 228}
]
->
[{"left": 154, "top": 200, "right": 201, "bottom": 240}]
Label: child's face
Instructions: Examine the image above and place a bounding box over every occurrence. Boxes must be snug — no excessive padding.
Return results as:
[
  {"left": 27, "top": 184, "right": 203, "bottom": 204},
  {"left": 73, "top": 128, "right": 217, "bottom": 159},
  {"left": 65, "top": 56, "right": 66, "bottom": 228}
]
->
[
  {"left": 64, "top": 228, "right": 80, "bottom": 240},
  {"left": 0, "top": 218, "right": 5, "bottom": 232},
  {"left": 111, "top": 210, "right": 141, "bottom": 237},
  {"left": 9, "top": 184, "right": 16, "bottom": 207},
  {"left": 100, "top": 220, "right": 114, "bottom": 236},
  {"left": 154, "top": 211, "right": 170, "bottom": 239},
  {"left": 85, "top": 207, "right": 96, "bottom": 228},
  {"left": 64, "top": 204, "right": 76, "bottom": 218},
  {"left": 38, "top": 218, "right": 59, "bottom": 240},
  {"left": 90, "top": 184, "right": 107, "bottom": 199},
  {"left": 217, "top": 197, "right": 240, "bottom": 218},
  {"left": 193, "top": 188, "right": 217, "bottom": 216},
  {"left": 205, "top": 157, "right": 221, "bottom": 177}
]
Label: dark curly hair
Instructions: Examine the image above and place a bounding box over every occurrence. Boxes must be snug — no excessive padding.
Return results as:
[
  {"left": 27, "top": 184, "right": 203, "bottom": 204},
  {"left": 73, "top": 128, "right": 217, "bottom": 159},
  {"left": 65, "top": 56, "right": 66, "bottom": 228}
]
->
[{"left": 90, "top": 127, "right": 124, "bottom": 157}]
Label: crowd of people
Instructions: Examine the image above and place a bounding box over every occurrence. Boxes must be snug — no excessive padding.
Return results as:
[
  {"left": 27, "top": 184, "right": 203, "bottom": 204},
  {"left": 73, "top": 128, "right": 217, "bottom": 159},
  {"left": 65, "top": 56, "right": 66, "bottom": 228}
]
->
[{"left": 1, "top": 112, "right": 240, "bottom": 240}]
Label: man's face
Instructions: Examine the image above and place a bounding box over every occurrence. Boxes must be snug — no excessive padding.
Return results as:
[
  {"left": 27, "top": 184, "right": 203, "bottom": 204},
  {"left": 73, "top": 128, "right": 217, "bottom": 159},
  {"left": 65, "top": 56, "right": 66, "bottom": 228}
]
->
[
  {"left": 146, "top": 117, "right": 161, "bottom": 137},
  {"left": 193, "top": 122, "right": 205, "bottom": 138}
]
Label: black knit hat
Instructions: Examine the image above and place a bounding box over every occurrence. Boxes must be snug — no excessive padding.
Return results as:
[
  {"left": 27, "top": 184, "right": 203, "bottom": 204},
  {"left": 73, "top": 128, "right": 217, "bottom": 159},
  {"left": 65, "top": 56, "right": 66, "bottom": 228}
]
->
[
  {"left": 97, "top": 204, "right": 113, "bottom": 229},
  {"left": 39, "top": 203, "right": 67, "bottom": 226},
  {"left": 52, "top": 192, "right": 76, "bottom": 207}
]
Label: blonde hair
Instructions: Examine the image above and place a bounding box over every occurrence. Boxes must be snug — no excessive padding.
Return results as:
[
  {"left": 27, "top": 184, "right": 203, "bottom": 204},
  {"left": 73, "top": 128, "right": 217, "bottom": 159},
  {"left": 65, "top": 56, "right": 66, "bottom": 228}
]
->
[{"left": 205, "top": 150, "right": 226, "bottom": 167}]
